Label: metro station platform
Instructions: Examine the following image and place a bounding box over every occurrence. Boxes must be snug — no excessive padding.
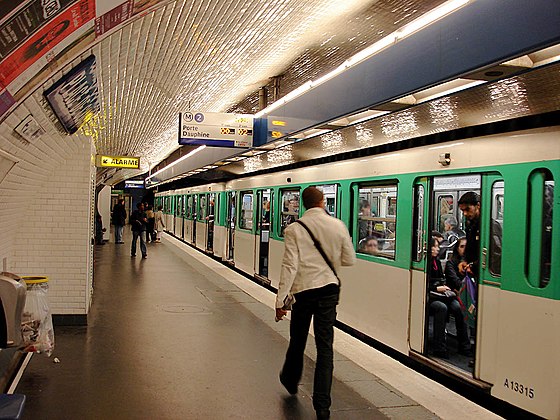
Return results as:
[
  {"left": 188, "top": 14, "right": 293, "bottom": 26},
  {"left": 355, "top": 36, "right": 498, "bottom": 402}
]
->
[{"left": 14, "top": 233, "right": 501, "bottom": 419}]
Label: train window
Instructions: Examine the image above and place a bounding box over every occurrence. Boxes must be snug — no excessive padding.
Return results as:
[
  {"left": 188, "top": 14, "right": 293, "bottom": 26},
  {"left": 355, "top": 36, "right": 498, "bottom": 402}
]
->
[
  {"left": 239, "top": 191, "right": 253, "bottom": 230},
  {"left": 527, "top": 169, "right": 554, "bottom": 288},
  {"left": 186, "top": 195, "right": 193, "bottom": 218},
  {"left": 280, "top": 189, "right": 300, "bottom": 237},
  {"left": 437, "top": 194, "right": 454, "bottom": 233},
  {"left": 489, "top": 181, "right": 504, "bottom": 276},
  {"left": 316, "top": 184, "right": 337, "bottom": 216},
  {"left": 199, "top": 195, "right": 207, "bottom": 221},
  {"left": 412, "top": 184, "right": 425, "bottom": 262},
  {"left": 356, "top": 184, "right": 398, "bottom": 259}
]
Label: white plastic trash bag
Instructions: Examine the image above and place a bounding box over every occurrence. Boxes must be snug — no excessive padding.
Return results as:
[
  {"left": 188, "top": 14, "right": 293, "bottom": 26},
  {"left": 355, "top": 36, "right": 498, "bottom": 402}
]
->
[{"left": 21, "top": 277, "right": 54, "bottom": 356}]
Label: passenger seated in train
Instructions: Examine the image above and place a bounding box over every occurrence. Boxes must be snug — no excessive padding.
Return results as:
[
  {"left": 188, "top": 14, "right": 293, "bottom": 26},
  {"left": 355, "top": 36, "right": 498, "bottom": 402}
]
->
[
  {"left": 444, "top": 237, "right": 467, "bottom": 292},
  {"left": 428, "top": 237, "right": 471, "bottom": 359},
  {"left": 358, "top": 199, "right": 373, "bottom": 239},
  {"left": 358, "top": 236, "right": 379, "bottom": 255}
]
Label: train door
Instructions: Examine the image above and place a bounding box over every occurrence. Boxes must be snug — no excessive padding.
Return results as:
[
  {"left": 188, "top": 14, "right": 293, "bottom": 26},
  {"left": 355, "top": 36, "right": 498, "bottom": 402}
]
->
[
  {"left": 175, "top": 195, "right": 183, "bottom": 239},
  {"left": 192, "top": 195, "right": 198, "bottom": 244},
  {"left": 226, "top": 191, "right": 236, "bottom": 262},
  {"left": 409, "top": 178, "right": 429, "bottom": 354},
  {"left": 255, "top": 189, "right": 271, "bottom": 280},
  {"left": 206, "top": 193, "right": 216, "bottom": 253},
  {"left": 419, "top": 174, "right": 482, "bottom": 372}
]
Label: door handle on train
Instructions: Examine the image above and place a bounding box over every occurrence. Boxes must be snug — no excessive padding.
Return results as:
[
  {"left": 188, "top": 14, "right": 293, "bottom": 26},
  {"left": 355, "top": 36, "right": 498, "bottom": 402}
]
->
[{"left": 481, "top": 247, "right": 487, "bottom": 269}]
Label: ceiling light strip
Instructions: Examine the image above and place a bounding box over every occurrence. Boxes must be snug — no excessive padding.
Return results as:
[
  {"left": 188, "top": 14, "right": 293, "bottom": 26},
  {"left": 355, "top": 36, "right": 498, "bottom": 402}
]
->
[
  {"left": 255, "top": 0, "right": 470, "bottom": 118},
  {"left": 146, "top": 145, "right": 207, "bottom": 181}
]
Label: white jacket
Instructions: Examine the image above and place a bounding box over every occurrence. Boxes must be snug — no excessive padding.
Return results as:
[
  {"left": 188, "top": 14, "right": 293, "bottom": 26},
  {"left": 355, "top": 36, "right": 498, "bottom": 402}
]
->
[{"left": 276, "top": 207, "right": 356, "bottom": 308}]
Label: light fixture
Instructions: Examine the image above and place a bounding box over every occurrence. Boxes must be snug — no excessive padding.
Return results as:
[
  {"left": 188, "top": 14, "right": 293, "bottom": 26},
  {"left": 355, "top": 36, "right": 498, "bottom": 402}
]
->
[{"left": 146, "top": 145, "right": 207, "bottom": 181}]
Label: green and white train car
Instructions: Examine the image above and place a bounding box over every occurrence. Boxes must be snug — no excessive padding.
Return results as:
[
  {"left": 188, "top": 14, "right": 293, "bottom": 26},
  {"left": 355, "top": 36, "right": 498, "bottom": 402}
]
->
[{"left": 156, "top": 126, "right": 559, "bottom": 418}]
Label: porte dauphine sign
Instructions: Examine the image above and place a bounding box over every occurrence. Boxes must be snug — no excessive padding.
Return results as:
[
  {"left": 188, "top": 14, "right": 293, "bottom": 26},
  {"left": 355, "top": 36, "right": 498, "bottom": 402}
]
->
[{"left": 178, "top": 112, "right": 254, "bottom": 148}]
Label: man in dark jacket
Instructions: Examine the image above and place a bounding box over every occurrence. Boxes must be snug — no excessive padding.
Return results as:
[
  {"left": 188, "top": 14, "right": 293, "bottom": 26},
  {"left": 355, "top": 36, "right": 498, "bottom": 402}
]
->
[
  {"left": 130, "top": 202, "right": 148, "bottom": 258},
  {"left": 112, "top": 198, "right": 127, "bottom": 244}
]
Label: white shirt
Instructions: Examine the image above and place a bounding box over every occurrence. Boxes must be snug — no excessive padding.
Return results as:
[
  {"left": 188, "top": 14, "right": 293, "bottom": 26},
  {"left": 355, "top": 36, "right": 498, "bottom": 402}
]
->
[{"left": 276, "top": 207, "right": 356, "bottom": 308}]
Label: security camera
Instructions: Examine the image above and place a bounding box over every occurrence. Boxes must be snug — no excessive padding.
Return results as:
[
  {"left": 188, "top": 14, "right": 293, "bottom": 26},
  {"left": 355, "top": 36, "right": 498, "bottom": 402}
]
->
[
  {"left": 287, "top": 177, "right": 292, "bottom": 183},
  {"left": 438, "top": 153, "right": 451, "bottom": 166}
]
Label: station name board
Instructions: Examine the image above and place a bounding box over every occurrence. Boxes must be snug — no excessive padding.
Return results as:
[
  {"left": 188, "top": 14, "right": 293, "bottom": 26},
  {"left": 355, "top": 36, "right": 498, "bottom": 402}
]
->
[{"left": 178, "top": 112, "right": 253, "bottom": 148}]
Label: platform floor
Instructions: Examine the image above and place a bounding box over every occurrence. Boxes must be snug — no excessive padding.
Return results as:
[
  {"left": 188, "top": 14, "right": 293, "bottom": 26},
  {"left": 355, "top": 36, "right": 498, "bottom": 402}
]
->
[{"left": 15, "top": 233, "right": 501, "bottom": 419}]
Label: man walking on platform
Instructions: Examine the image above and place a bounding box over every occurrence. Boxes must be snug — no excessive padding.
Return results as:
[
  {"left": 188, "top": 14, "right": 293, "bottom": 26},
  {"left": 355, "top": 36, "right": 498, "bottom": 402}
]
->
[
  {"left": 276, "top": 186, "right": 355, "bottom": 420},
  {"left": 130, "top": 202, "right": 148, "bottom": 259}
]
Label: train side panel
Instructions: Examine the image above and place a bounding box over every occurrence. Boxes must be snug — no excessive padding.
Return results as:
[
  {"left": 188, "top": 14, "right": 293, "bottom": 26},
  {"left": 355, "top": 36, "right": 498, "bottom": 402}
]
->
[
  {"left": 233, "top": 230, "right": 256, "bottom": 274},
  {"left": 268, "top": 239, "right": 284, "bottom": 289},
  {"left": 213, "top": 225, "right": 226, "bottom": 258},
  {"left": 490, "top": 291, "right": 560, "bottom": 418},
  {"left": 338, "top": 261, "right": 410, "bottom": 354}
]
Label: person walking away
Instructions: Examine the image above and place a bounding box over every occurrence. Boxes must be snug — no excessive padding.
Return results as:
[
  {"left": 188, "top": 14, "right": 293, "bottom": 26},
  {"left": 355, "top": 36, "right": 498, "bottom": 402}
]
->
[
  {"left": 130, "top": 203, "right": 148, "bottom": 258},
  {"left": 112, "top": 198, "right": 127, "bottom": 244},
  {"left": 276, "top": 186, "right": 356, "bottom": 420},
  {"left": 154, "top": 205, "right": 165, "bottom": 242}
]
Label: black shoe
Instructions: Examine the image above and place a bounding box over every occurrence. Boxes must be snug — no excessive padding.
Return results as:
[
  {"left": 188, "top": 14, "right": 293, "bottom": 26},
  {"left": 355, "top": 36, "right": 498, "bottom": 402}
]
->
[
  {"left": 468, "top": 359, "right": 475, "bottom": 368},
  {"left": 142, "top": 255, "right": 148, "bottom": 259},
  {"left": 131, "top": 254, "right": 136, "bottom": 257},
  {"left": 279, "top": 373, "right": 297, "bottom": 395},
  {"left": 316, "top": 409, "right": 330, "bottom": 420}
]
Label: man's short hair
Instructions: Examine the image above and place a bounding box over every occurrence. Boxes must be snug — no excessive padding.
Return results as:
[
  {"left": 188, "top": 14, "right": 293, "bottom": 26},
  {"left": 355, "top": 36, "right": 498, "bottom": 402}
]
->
[
  {"left": 431, "top": 230, "right": 443, "bottom": 239},
  {"left": 302, "top": 186, "right": 324, "bottom": 209},
  {"left": 458, "top": 191, "right": 480, "bottom": 206},
  {"left": 136, "top": 202, "right": 143, "bottom": 209}
]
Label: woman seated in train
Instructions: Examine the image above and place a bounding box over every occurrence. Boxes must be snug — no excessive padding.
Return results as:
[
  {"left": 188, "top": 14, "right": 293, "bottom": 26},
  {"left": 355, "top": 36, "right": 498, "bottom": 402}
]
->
[
  {"left": 428, "top": 237, "right": 471, "bottom": 359},
  {"left": 358, "top": 236, "right": 379, "bottom": 255},
  {"left": 444, "top": 237, "right": 467, "bottom": 292}
]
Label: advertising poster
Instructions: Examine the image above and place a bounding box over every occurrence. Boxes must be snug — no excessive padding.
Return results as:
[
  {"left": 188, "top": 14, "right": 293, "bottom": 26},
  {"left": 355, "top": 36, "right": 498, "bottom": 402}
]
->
[
  {"left": 0, "top": 0, "right": 75, "bottom": 60},
  {"left": 0, "top": 0, "right": 95, "bottom": 91},
  {"left": 0, "top": 1, "right": 29, "bottom": 21},
  {"left": 43, "top": 54, "right": 99, "bottom": 134},
  {"left": 95, "top": 0, "right": 133, "bottom": 36}
]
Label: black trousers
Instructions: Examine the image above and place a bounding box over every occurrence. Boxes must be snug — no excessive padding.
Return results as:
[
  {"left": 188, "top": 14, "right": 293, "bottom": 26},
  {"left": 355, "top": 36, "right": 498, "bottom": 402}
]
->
[{"left": 281, "top": 284, "right": 339, "bottom": 412}]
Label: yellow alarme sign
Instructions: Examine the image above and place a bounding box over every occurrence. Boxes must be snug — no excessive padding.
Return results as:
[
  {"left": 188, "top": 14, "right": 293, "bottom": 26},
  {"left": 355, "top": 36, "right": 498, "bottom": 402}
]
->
[{"left": 98, "top": 155, "right": 140, "bottom": 169}]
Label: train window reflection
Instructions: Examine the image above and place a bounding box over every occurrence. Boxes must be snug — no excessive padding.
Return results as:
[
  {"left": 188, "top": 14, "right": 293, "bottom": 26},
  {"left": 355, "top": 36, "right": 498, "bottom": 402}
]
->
[
  {"left": 412, "top": 184, "right": 425, "bottom": 262},
  {"left": 489, "top": 181, "right": 504, "bottom": 276},
  {"left": 280, "top": 189, "right": 300, "bottom": 237},
  {"left": 199, "top": 195, "right": 207, "bottom": 221},
  {"left": 356, "top": 184, "right": 398, "bottom": 259},
  {"left": 239, "top": 191, "right": 253, "bottom": 230},
  {"left": 316, "top": 184, "right": 337, "bottom": 216},
  {"left": 527, "top": 169, "right": 554, "bottom": 288}
]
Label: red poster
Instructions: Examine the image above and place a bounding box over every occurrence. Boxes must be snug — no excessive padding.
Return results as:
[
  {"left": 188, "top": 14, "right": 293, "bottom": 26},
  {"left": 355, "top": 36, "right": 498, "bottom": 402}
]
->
[
  {"left": 0, "top": 0, "right": 95, "bottom": 89},
  {"left": 95, "top": 0, "right": 133, "bottom": 36}
]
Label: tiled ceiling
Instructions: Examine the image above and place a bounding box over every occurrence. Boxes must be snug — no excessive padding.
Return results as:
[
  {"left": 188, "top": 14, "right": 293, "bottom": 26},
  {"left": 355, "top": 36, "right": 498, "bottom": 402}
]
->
[{"left": 6, "top": 0, "right": 449, "bottom": 185}]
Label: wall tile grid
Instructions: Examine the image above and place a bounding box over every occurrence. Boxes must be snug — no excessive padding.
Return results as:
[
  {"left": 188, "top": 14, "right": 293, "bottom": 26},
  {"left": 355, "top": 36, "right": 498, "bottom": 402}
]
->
[{"left": 0, "top": 92, "right": 95, "bottom": 316}]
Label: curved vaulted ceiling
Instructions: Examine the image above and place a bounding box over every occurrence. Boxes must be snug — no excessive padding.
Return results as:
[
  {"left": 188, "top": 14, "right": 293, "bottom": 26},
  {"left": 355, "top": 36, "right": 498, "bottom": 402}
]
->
[{"left": 0, "top": 0, "right": 450, "bottom": 186}]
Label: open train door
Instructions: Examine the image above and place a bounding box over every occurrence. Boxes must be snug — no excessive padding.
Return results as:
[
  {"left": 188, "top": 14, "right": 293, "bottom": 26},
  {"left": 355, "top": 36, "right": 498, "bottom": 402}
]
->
[
  {"left": 409, "top": 177, "right": 429, "bottom": 354},
  {"left": 226, "top": 191, "right": 236, "bottom": 262}
]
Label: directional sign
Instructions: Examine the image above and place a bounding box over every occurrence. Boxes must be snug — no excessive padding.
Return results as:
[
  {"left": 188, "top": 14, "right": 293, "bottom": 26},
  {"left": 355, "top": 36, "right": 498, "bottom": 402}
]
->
[
  {"left": 179, "top": 112, "right": 254, "bottom": 148},
  {"left": 97, "top": 155, "right": 140, "bottom": 169}
]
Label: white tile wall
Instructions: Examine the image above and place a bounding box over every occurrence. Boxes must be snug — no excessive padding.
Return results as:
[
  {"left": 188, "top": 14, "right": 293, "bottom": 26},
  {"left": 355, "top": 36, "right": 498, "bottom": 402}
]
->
[{"left": 0, "top": 91, "right": 96, "bottom": 317}]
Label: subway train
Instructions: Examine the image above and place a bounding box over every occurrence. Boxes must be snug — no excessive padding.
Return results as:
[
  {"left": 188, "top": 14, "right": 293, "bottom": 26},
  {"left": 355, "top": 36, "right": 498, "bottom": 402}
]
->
[{"left": 155, "top": 125, "right": 559, "bottom": 419}]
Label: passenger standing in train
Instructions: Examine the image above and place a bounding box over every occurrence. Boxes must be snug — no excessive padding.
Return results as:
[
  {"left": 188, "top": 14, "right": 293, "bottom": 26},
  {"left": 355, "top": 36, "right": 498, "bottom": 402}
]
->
[
  {"left": 112, "top": 198, "right": 127, "bottom": 244},
  {"left": 276, "top": 186, "right": 355, "bottom": 420},
  {"left": 146, "top": 205, "right": 155, "bottom": 243},
  {"left": 130, "top": 203, "right": 148, "bottom": 258},
  {"left": 154, "top": 205, "right": 165, "bottom": 243},
  {"left": 457, "top": 192, "right": 480, "bottom": 277},
  {"left": 442, "top": 216, "right": 465, "bottom": 247},
  {"left": 358, "top": 199, "right": 373, "bottom": 240},
  {"left": 445, "top": 237, "right": 467, "bottom": 292}
]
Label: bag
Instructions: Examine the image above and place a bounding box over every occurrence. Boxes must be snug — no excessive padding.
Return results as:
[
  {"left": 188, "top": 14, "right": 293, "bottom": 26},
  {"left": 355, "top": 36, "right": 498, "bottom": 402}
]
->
[
  {"left": 458, "top": 274, "right": 477, "bottom": 328},
  {"left": 429, "top": 289, "right": 457, "bottom": 303},
  {"left": 281, "top": 294, "right": 295, "bottom": 311}
]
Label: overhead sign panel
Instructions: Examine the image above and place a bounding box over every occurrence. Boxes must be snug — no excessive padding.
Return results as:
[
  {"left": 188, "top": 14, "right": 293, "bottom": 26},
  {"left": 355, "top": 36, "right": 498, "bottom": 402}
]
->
[
  {"left": 96, "top": 155, "right": 140, "bottom": 169},
  {"left": 179, "top": 112, "right": 253, "bottom": 148}
]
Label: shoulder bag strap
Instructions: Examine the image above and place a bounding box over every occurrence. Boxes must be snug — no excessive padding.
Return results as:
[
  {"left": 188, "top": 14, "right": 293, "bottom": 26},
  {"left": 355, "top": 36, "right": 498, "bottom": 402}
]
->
[{"left": 295, "top": 220, "right": 340, "bottom": 285}]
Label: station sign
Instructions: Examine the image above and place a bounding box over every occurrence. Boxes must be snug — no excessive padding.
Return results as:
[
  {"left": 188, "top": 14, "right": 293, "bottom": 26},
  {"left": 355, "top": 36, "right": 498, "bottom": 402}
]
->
[
  {"left": 178, "top": 112, "right": 254, "bottom": 148},
  {"left": 124, "top": 180, "right": 144, "bottom": 189},
  {"left": 96, "top": 155, "right": 140, "bottom": 169}
]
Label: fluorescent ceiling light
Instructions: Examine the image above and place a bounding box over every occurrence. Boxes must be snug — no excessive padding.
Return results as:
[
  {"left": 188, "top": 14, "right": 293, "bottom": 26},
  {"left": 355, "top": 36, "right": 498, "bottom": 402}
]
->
[
  {"left": 256, "top": 0, "right": 471, "bottom": 117},
  {"left": 146, "top": 145, "right": 207, "bottom": 181},
  {"left": 416, "top": 79, "right": 485, "bottom": 103}
]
